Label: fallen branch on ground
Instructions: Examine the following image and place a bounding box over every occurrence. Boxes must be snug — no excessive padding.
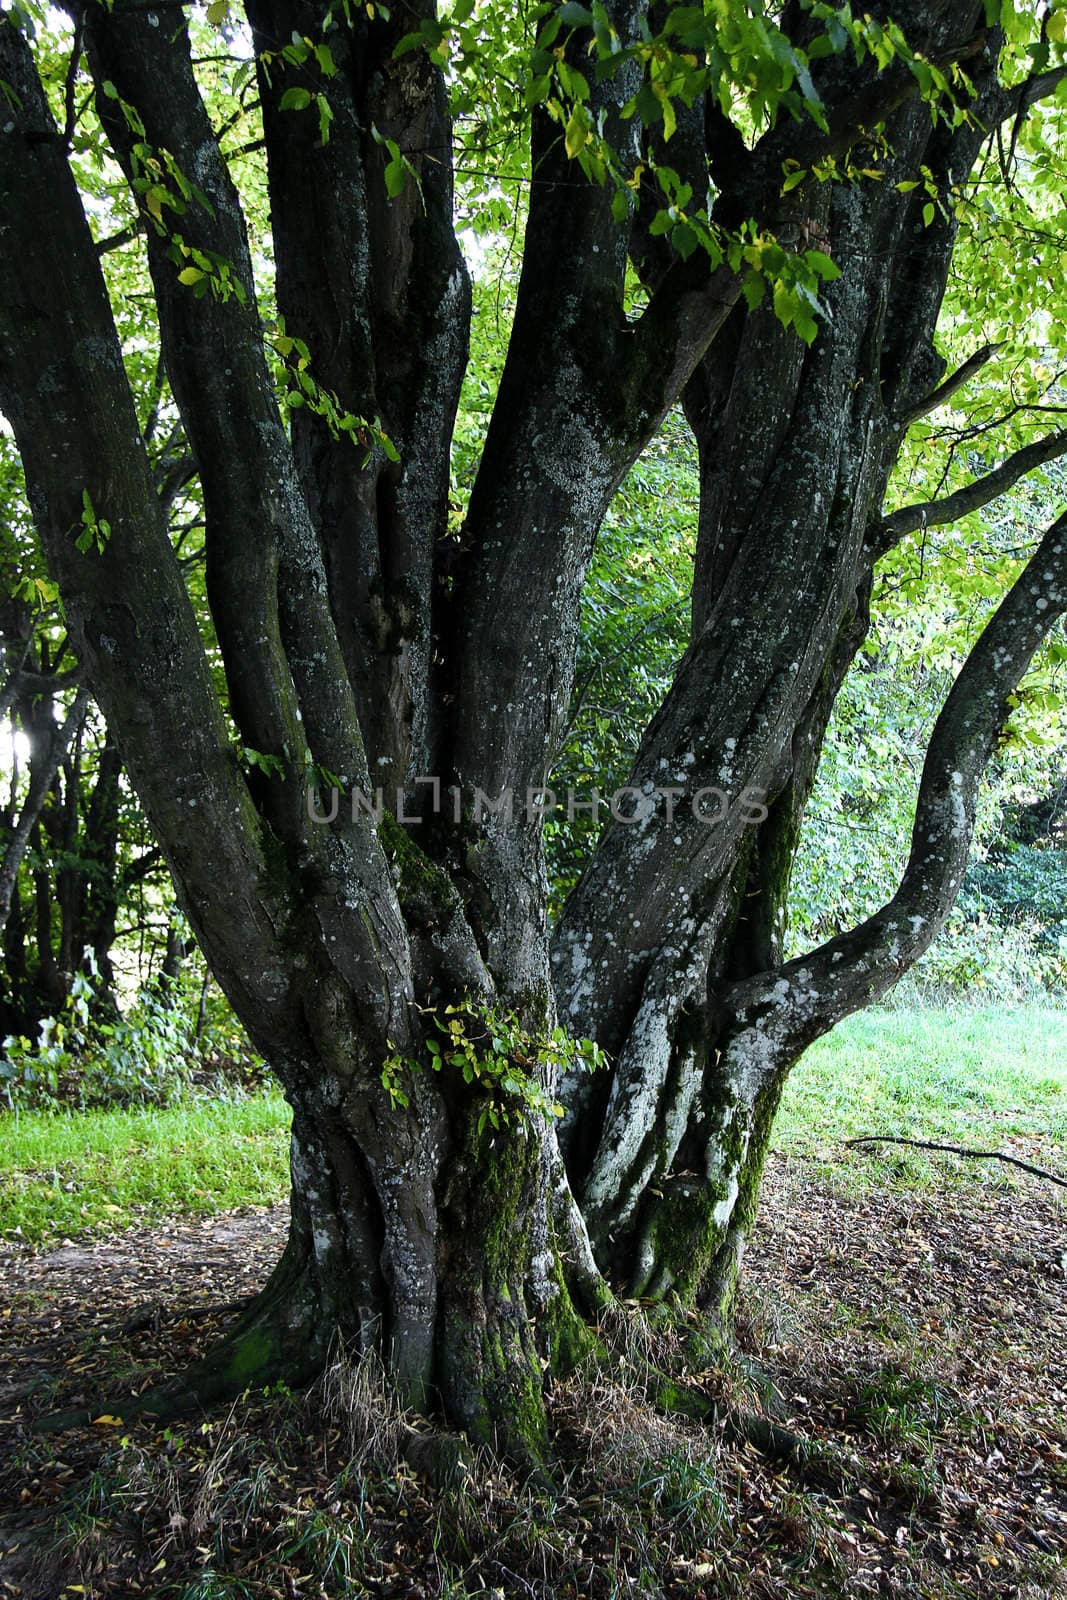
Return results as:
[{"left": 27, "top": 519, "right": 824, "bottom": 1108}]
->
[{"left": 845, "top": 1136, "right": 1067, "bottom": 1190}]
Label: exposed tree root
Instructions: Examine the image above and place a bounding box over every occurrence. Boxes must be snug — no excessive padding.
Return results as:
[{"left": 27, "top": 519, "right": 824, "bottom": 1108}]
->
[{"left": 119, "top": 1299, "right": 246, "bottom": 1335}]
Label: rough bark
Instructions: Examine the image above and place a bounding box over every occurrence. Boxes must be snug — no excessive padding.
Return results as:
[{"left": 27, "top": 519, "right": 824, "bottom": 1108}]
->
[{"left": 550, "top": 5, "right": 1062, "bottom": 1328}]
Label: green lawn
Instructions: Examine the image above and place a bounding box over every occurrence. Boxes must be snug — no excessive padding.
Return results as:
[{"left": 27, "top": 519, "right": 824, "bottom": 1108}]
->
[
  {"left": 1, "top": 1004, "right": 1063, "bottom": 1248},
  {"left": 0, "top": 1091, "right": 292, "bottom": 1246},
  {"left": 774, "top": 1001, "right": 1067, "bottom": 1187}
]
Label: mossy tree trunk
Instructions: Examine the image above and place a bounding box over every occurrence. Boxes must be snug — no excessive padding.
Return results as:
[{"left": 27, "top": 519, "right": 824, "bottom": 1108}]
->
[
  {"left": 185, "top": 1044, "right": 588, "bottom": 1466},
  {"left": 1, "top": 0, "right": 1066, "bottom": 1457}
]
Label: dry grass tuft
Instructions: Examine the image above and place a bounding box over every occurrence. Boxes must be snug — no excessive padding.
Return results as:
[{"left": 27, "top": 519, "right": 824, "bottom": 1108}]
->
[{"left": 313, "top": 1345, "right": 410, "bottom": 1475}]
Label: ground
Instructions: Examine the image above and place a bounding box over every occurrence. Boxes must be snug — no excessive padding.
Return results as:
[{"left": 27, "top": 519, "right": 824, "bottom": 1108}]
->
[{"left": 0, "top": 1144, "right": 1063, "bottom": 1600}]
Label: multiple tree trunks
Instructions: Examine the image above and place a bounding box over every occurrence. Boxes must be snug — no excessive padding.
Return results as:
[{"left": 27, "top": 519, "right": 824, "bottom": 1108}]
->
[
  {"left": 1, "top": 0, "right": 1066, "bottom": 1458},
  {"left": 0, "top": 653, "right": 129, "bottom": 1036}
]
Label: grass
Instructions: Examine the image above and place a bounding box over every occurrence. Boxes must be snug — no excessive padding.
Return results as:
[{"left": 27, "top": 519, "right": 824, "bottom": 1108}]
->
[
  {"left": 0, "top": 1091, "right": 292, "bottom": 1246},
  {"left": 774, "top": 1000, "right": 1067, "bottom": 1187},
  {"left": 1, "top": 1001, "right": 1063, "bottom": 1248}
]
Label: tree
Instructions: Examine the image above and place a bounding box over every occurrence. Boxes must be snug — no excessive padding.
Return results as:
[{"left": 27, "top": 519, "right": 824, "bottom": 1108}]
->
[
  {"left": 1, "top": 0, "right": 1066, "bottom": 1466},
  {"left": 0, "top": 597, "right": 170, "bottom": 1038}
]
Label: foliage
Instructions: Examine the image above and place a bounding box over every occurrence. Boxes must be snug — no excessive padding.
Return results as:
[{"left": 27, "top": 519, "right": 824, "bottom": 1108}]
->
[
  {"left": 907, "top": 901, "right": 1066, "bottom": 998},
  {"left": 382, "top": 999, "right": 604, "bottom": 1133},
  {"left": 788, "top": 635, "right": 1067, "bottom": 994},
  {"left": 406, "top": 0, "right": 985, "bottom": 344},
  {"left": 961, "top": 786, "right": 1067, "bottom": 963},
  {"left": 0, "top": 959, "right": 266, "bottom": 1113}
]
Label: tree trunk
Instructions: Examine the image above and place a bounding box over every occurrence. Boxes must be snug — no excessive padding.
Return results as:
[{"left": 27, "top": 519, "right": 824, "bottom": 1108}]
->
[
  {"left": 550, "top": 11, "right": 1015, "bottom": 1324},
  {"left": 165, "top": 955, "right": 592, "bottom": 1466},
  {"left": 0, "top": 687, "right": 89, "bottom": 936}
]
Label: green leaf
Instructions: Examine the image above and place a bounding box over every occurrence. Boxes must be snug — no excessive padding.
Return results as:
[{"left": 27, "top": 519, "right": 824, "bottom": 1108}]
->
[
  {"left": 525, "top": 71, "right": 553, "bottom": 108},
  {"left": 279, "top": 86, "right": 312, "bottom": 112},
  {"left": 805, "top": 249, "right": 840, "bottom": 281},
  {"left": 922, "top": 201, "right": 936, "bottom": 226},
  {"left": 741, "top": 270, "right": 766, "bottom": 310},
  {"left": 384, "top": 157, "right": 406, "bottom": 198},
  {"left": 177, "top": 266, "right": 206, "bottom": 286},
  {"left": 772, "top": 280, "right": 797, "bottom": 330},
  {"left": 671, "top": 220, "right": 698, "bottom": 259},
  {"left": 794, "top": 303, "right": 818, "bottom": 343},
  {"left": 564, "top": 106, "right": 588, "bottom": 158},
  {"left": 393, "top": 32, "right": 425, "bottom": 58}
]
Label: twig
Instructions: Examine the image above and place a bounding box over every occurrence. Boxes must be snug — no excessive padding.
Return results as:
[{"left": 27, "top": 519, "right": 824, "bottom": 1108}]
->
[
  {"left": 845, "top": 1136, "right": 1067, "bottom": 1190},
  {"left": 61, "top": 14, "right": 85, "bottom": 154}
]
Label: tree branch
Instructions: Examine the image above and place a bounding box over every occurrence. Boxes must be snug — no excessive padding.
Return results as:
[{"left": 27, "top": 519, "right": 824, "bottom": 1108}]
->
[
  {"left": 3, "top": 664, "right": 83, "bottom": 698},
  {"left": 0, "top": 687, "right": 89, "bottom": 933},
  {"left": 995, "top": 62, "right": 1067, "bottom": 124},
  {"left": 82, "top": 3, "right": 370, "bottom": 836},
  {"left": 845, "top": 1136, "right": 1067, "bottom": 1189},
  {"left": 895, "top": 341, "right": 1002, "bottom": 426},
  {"left": 441, "top": 2, "right": 663, "bottom": 809},
  {"left": 119, "top": 844, "right": 166, "bottom": 890},
  {"left": 60, "top": 12, "right": 85, "bottom": 153},
  {"left": 94, "top": 220, "right": 142, "bottom": 256},
  {"left": 153, "top": 450, "right": 197, "bottom": 515},
  {"left": 739, "top": 21, "right": 989, "bottom": 205},
  {"left": 0, "top": 14, "right": 293, "bottom": 1035},
  {"left": 870, "top": 428, "right": 1067, "bottom": 556},
  {"left": 74, "top": 7, "right": 415, "bottom": 1039},
  {"left": 247, "top": 0, "right": 470, "bottom": 787},
  {"left": 723, "top": 509, "right": 1067, "bottom": 1053},
  {"left": 0, "top": 635, "right": 35, "bottom": 725}
]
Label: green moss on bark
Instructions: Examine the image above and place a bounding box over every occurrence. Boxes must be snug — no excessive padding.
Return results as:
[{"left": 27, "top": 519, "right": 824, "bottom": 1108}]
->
[
  {"left": 699, "top": 1075, "right": 786, "bottom": 1333},
  {"left": 378, "top": 811, "right": 457, "bottom": 924},
  {"left": 223, "top": 1323, "right": 281, "bottom": 1386},
  {"left": 437, "top": 1113, "right": 553, "bottom": 1467},
  {"left": 540, "top": 1226, "right": 601, "bottom": 1376}
]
